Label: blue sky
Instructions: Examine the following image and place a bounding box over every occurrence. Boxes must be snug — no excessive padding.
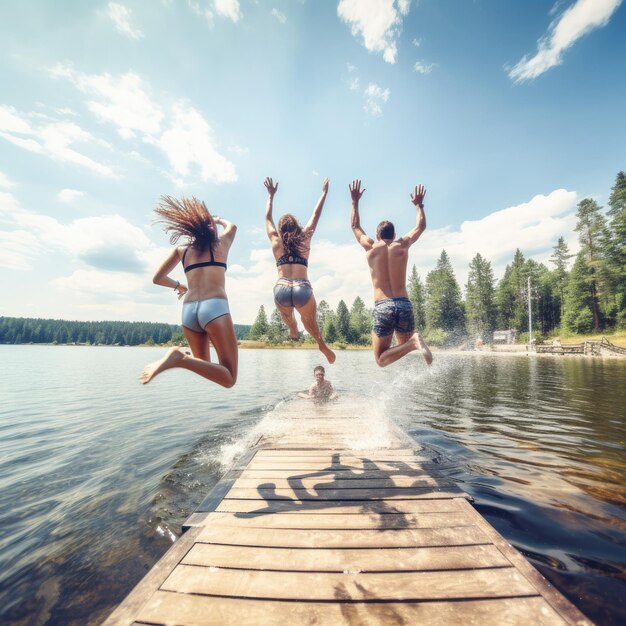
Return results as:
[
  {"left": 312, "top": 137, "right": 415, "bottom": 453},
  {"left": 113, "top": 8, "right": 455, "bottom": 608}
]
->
[{"left": 1, "top": 0, "right": 624, "bottom": 324}]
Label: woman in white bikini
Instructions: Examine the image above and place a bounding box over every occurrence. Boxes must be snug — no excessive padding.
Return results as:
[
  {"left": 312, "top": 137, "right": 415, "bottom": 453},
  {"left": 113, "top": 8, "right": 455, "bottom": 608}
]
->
[
  {"left": 264, "top": 177, "right": 335, "bottom": 364},
  {"left": 140, "top": 196, "right": 238, "bottom": 386}
]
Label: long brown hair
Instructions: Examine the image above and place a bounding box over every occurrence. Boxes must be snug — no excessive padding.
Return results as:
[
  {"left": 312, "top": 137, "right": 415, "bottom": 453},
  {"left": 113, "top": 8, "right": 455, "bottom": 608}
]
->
[
  {"left": 154, "top": 195, "right": 217, "bottom": 251},
  {"left": 277, "top": 213, "right": 306, "bottom": 256}
]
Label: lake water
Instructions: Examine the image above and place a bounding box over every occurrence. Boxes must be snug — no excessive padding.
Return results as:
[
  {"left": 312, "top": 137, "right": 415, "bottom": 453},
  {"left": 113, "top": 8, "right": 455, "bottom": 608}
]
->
[{"left": 0, "top": 345, "right": 624, "bottom": 625}]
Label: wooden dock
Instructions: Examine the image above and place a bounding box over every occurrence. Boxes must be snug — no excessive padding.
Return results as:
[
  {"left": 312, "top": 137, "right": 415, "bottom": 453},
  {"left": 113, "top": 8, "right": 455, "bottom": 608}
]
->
[{"left": 103, "top": 402, "right": 592, "bottom": 625}]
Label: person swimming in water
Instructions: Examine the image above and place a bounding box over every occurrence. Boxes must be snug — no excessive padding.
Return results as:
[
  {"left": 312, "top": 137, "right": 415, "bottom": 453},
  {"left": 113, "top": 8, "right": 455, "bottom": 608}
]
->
[
  {"left": 140, "top": 196, "right": 238, "bottom": 387},
  {"left": 298, "top": 365, "right": 338, "bottom": 402},
  {"left": 350, "top": 179, "right": 433, "bottom": 368},
  {"left": 264, "top": 176, "right": 336, "bottom": 364}
]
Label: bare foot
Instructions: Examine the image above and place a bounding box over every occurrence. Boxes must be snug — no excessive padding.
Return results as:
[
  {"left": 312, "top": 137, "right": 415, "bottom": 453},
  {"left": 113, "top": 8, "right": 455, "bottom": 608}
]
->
[
  {"left": 321, "top": 345, "right": 336, "bottom": 364},
  {"left": 415, "top": 333, "right": 433, "bottom": 366},
  {"left": 140, "top": 347, "right": 185, "bottom": 384}
]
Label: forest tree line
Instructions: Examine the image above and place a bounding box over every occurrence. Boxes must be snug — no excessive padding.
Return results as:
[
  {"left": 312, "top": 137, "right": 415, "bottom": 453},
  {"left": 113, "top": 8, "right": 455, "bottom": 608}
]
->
[
  {"left": 0, "top": 317, "right": 251, "bottom": 345},
  {"left": 248, "top": 171, "right": 626, "bottom": 346}
]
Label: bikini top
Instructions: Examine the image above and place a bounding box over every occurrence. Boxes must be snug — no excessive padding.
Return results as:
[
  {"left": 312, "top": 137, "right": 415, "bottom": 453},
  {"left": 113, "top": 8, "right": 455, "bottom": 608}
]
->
[
  {"left": 276, "top": 252, "right": 308, "bottom": 267},
  {"left": 182, "top": 246, "right": 227, "bottom": 273}
]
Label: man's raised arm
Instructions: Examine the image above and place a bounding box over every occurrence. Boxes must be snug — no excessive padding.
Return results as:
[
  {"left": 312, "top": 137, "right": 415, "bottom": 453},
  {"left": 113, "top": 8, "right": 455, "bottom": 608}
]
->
[
  {"left": 350, "top": 179, "right": 374, "bottom": 250},
  {"left": 399, "top": 184, "right": 427, "bottom": 247}
]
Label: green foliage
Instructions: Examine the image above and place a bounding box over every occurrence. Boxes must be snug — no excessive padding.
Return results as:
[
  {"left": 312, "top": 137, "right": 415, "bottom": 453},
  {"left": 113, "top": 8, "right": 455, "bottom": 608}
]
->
[
  {"left": 0, "top": 317, "right": 251, "bottom": 345},
  {"left": 348, "top": 296, "right": 371, "bottom": 344},
  {"left": 268, "top": 308, "right": 289, "bottom": 343},
  {"left": 423, "top": 327, "right": 447, "bottom": 346},
  {"left": 248, "top": 305, "right": 269, "bottom": 340},
  {"left": 407, "top": 265, "right": 426, "bottom": 330},
  {"left": 425, "top": 250, "right": 464, "bottom": 333},
  {"left": 336, "top": 300, "right": 350, "bottom": 342},
  {"left": 549, "top": 236, "right": 573, "bottom": 322},
  {"left": 322, "top": 316, "right": 338, "bottom": 343},
  {"left": 574, "top": 197, "right": 610, "bottom": 330},
  {"left": 465, "top": 253, "right": 496, "bottom": 340},
  {"left": 562, "top": 253, "right": 595, "bottom": 333}
]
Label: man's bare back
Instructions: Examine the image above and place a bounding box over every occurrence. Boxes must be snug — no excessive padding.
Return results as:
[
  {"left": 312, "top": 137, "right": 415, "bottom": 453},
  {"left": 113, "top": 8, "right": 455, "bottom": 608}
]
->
[{"left": 365, "top": 240, "right": 411, "bottom": 301}]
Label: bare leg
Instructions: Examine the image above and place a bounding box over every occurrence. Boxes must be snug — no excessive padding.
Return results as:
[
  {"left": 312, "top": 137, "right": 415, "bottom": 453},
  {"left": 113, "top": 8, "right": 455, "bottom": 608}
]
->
[
  {"left": 373, "top": 331, "right": 433, "bottom": 368},
  {"left": 140, "top": 317, "right": 238, "bottom": 387},
  {"left": 297, "top": 295, "right": 336, "bottom": 364},
  {"left": 183, "top": 325, "right": 211, "bottom": 361},
  {"left": 275, "top": 302, "right": 299, "bottom": 339}
]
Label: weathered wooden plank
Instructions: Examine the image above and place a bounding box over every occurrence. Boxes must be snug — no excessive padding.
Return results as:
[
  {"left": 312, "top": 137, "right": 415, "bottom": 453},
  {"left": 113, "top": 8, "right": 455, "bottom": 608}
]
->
[
  {"left": 255, "top": 449, "right": 419, "bottom": 457},
  {"left": 137, "top": 592, "right": 568, "bottom": 626},
  {"left": 223, "top": 487, "right": 463, "bottom": 500},
  {"left": 232, "top": 476, "right": 449, "bottom": 490},
  {"left": 195, "top": 525, "right": 489, "bottom": 548},
  {"left": 456, "top": 499, "right": 593, "bottom": 626},
  {"left": 215, "top": 498, "right": 465, "bottom": 514},
  {"left": 182, "top": 542, "right": 510, "bottom": 572},
  {"left": 246, "top": 458, "right": 430, "bottom": 466},
  {"left": 191, "top": 511, "right": 473, "bottom": 529},
  {"left": 162, "top": 565, "right": 537, "bottom": 600},
  {"left": 238, "top": 468, "right": 442, "bottom": 480}
]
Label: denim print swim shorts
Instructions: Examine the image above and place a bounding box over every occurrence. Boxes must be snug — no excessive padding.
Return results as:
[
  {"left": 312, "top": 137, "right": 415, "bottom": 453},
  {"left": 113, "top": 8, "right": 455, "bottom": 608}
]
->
[{"left": 372, "top": 297, "right": 415, "bottom": 337}]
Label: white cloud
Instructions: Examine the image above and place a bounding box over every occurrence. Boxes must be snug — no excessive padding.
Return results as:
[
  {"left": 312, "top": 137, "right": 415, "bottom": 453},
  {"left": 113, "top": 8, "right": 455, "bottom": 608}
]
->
[
  {"left": 413, "top": 60, "right": 434, "bottom": 74},
  {"left": 152, "top": 103, "right": 237, "bottom": 183},
  {"left": 363, "top": 83, "right": 390, "bottom": 116},
  {"left": 51, "top": 66, "right": 237, "bottom": 184},
  {"left": 337, "top": 0, "right": 411, "bottom": 64},
  {"left": 508, "top": 0, "right": 623, "bottom": 82},
  {"left": 348, "top": 77, "right": 360, "bottom": 91},
  {"left": 57, "top": 189, "right": 85, "bottom": 203},
  {"left": 272, "top": 8, "right": 287, "bottom": 23},
  {"left": 52, "top": 66, "right": 163, "bottom": 136},
  {"left": 409, "top": 189, "right": 580, "bottom": 288},
  {"left": 0, "top": 193, "right": 155, "bottom": 273},
  {"left": 412, "top": 37, "right": 421, "bottom": 47},
  {"left": 214, "top": 0, "right": 241, "bottom": 22},
  {"left": 105, "top": 2, "right": 144, "bottom": 40},
  {"left": 0, "top": 105, "right": 116, "bottom": 177},
  {"left": 0, "top": 171, "right": 15, "bottom": 189}
]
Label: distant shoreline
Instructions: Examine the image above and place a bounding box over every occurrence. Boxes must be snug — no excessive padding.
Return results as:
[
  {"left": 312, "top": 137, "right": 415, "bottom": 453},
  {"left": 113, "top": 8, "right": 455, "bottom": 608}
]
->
[{"left": 4, "top": 342, "right": 624, "bottom": 358}]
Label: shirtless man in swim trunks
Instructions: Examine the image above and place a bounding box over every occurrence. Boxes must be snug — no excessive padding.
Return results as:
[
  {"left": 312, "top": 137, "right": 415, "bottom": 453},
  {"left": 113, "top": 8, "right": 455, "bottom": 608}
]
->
[
  {"left": 298, "top": 365, "right": 338, "bottom": 402},
  {"left": 350, "top": 180, "right": 433, "bottom": 368}
]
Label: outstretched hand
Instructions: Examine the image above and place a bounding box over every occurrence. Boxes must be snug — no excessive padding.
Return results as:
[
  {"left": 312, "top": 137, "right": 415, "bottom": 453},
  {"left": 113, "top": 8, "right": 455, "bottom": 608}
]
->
[
  {"left": 322, "top": 177, "right": 329, "bottom": 194},
  {"left": 411, "top": 184, "right": 426, "bottom": 206},
  {"left": 264, "top": 177, "right": 278, "bottom": 197},
  {"left": 349, "top": 179, "right": 365, "bottom": 203}
]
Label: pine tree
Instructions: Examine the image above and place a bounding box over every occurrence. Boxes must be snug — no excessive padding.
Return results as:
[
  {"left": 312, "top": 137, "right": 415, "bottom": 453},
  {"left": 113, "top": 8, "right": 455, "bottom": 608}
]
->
[
  {"left": 465, "top": 253, "right": 496, "bottom": 340},
  {"left": 317, "top": 300, "right": 331, "bottom": 332},
  {"left": 323, "top": 315, "right": 338, "bottom": 343},
  {"left": 495, "top": 249, "right": 526, "bottom": 330},
  {"left": 336, "top": 300, "right": 350, "bottom": 343},
  {"left": 562, "top": 253, "right": 595, "bottom": 333},
  {"left": 407, "top": 265, "right": 426, "bottom": 330},
  {"left": 348, "top": 296, "right": 370, "bottom": 345},
  {"left": 574, "top": 198, "right": 610, "bottom": 331},
  {"left": 248, "top": 305, "right": 269, "bottom": 340},
  {"left": 607, "top": 171, "right": 626, "bottom": 326},
  {"left": 425, "top": 250, "right": 464, "bottom": 334},
  {"left": 268, "top": 308, "right": 288, "bottom": 343},
  {"left": 549, "top": 237, "right": 573, "bottom": 322}
]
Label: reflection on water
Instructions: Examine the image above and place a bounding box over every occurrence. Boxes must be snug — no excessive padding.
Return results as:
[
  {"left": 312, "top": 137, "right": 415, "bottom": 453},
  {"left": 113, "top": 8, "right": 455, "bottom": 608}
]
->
[{"left": 0, "top": 347, "right": 624, "bottom": 624}]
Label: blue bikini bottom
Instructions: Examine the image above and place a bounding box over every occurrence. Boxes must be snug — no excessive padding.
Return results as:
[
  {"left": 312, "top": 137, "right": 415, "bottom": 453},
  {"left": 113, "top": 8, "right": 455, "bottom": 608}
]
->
[{"left": 182, "top": 298, "right": 230, "bottom": 332}]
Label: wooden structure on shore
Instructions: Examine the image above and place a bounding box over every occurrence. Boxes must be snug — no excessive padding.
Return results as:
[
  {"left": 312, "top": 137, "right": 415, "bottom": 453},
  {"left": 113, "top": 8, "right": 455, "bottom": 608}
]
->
[
  {"left": 103, "top": 402, "right": 592, "bottom": 625},
  {"left": 535, "top": 336, "right": 626, "bottom": 356}
]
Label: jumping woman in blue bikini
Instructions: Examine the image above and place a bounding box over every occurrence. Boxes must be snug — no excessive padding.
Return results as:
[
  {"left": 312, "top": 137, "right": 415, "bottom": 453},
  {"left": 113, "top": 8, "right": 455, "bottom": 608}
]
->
[
  {"left": 140, "top": 196, "right": 238, "bottom": 386},
  {"left": 264, "top": 177, "right": 336, "bottom": 364}
]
